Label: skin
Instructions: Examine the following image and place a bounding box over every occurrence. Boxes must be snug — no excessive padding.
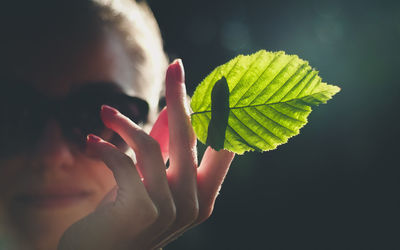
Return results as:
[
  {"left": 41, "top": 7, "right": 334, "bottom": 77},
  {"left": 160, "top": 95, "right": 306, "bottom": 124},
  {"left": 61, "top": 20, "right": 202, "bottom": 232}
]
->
[{"left": 0, "top": 29, "right": 234, "bottom": 250}]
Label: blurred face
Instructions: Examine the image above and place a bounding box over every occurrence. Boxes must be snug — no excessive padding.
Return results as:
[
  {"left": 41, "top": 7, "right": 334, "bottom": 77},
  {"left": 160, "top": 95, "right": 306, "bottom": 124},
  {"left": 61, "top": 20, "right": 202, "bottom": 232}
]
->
[{"left": 0, "top": 30, "right": 141, "bottom": 249}]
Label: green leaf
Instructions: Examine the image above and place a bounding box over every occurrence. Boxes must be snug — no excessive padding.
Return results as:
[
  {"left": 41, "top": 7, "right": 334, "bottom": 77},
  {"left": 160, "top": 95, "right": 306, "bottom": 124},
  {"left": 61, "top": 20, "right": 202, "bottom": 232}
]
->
[{"left": 190, "top": 50, "right": 341, "bottom": 154}]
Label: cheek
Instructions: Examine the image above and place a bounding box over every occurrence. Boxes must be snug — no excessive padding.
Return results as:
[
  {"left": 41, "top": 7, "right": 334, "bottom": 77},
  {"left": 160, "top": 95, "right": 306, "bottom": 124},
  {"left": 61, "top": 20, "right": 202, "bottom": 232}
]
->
[{"left": 0, "top": 158, "right": 25, "bottom": 200}]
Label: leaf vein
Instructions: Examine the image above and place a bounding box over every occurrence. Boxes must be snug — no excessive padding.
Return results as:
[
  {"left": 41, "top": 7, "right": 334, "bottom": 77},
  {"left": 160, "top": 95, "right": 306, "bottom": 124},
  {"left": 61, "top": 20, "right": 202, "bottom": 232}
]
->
[
  {"left": 284, "top": 102, "right": 310, "bottom": 112},
  {"left": 226, "top": 124, "right": 256, "bottom": 150},
  {"left": 230, "top": 110, "right": 273, "bottom": 147},
  {"left": 264, "top": 63, "right": 308, "bottom": 104},
  {"left": 231, "top": 52, "right": 282, "bottom": 107},
  {"left": 248, "top": 55, "right": 297, "bottom": 105},
  {"left": 266, "top": 105, "right": 305, "bottom": 123},
  {"left": 191, "top": 87, "right": 331, "bottom": 116},
  {"left": 280, "top": 69, "right": 315, "bottom": 102},
  {"left": 296, "top": 72, "right": 319, "bottom": 98},
  {"left": 197, "top": 57, "right": 241, "bottom": 110},
  {"left": 251, "top": 107, "right": 297, "bottom": 134},
  {"left": 229, "top": 51, "right": 266, "bottom": 94},
  {"left": 240, "top": 108, "right": 286, "bottom": 141}
]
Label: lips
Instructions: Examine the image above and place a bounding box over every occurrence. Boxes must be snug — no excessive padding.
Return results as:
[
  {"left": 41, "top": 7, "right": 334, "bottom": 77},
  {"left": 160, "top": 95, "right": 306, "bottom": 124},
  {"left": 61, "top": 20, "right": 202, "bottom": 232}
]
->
[{"left": 14, "top": 187, "right": 94, "bottom": 209}]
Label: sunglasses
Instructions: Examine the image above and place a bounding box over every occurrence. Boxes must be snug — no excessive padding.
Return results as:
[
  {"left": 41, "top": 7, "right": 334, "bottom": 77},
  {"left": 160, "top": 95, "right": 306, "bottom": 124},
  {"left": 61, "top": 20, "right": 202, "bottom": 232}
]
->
[{"left": 0, "top": 81, "right": 149, "bottom": 157}]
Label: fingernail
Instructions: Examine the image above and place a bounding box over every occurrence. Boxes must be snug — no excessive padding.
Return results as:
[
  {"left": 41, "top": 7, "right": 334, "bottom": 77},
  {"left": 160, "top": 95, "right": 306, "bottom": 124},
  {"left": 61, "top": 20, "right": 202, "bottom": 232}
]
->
[
  {"left": 87, "top": 134, "right": 102, "bottom": 143},
  {"left": 101, "top": 105, "right": 119, "bottom": 116},
  {"left": 167, "top": 58, "right": 184, "bottom": 84}
]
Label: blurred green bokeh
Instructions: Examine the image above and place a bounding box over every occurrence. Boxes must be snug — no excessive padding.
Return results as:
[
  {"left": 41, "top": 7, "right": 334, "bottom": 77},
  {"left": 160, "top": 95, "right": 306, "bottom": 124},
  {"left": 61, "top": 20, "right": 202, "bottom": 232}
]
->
[{"left": 149, "top": 0, "right": 400, "bottom": 249}]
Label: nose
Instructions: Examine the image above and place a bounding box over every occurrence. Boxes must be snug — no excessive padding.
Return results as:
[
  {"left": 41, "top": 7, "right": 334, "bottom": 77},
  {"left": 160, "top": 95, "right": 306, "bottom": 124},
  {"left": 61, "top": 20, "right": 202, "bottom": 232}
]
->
[{"left": 32, "top": 120, "right": 75, "bottom": 169}]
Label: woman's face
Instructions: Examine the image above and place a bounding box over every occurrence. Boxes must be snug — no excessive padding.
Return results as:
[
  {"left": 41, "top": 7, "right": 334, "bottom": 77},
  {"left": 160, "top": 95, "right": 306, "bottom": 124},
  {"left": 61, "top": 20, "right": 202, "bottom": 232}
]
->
[{"left": 0, "top": 30, "right": 139, "bottom": 248}]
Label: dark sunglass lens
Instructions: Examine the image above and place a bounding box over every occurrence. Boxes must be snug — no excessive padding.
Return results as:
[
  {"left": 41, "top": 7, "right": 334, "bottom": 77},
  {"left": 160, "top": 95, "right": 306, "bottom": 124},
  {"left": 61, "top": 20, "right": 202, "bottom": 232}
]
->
[
  {"left": 112, "top": 95, "right": 149, "bottom": 125},
  {"left": 57, "top": 84, "right": 149, "bottom": 151},
  {"left": 60, "top": 104, "right": 104, "bottom": 150}
]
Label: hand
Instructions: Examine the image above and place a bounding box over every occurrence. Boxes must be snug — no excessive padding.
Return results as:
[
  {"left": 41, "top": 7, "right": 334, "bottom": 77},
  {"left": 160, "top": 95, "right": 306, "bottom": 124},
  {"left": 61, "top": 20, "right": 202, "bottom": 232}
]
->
[{"left": 58, "top": 59, "right": 235, "bottom": 250}]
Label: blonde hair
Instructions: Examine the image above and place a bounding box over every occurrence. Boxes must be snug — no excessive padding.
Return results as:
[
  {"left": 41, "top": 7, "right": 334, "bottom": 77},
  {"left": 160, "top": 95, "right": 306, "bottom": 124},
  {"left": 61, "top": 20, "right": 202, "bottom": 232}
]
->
[{"left": 94, "top": 0, "right": 168, "bottom": 124}]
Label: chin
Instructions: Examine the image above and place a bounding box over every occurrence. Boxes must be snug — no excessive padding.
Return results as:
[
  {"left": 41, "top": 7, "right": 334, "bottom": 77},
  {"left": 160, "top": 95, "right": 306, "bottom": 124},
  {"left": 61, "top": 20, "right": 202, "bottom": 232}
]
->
[{"left": 5, "top": 194, "right": 99, "bottom": 250}]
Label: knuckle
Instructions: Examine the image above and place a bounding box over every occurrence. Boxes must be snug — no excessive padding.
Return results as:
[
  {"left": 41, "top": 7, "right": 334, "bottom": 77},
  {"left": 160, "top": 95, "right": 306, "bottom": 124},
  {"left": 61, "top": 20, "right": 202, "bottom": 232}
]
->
[
  {"left": 159, "top": 200, "right": 177, "bottom": 227},
  {"left": 149, "top": 197, "right": 177, "bottom": 232},
  {"left": 140, "top": 202, "right": 159, "bottom": 227},
  {"left": 116, "top": 153, "right": 135, "bottom": 167},
  {"left": 187, "top": 201, "right": 200, "bottom": 220},
  {"left": 176, "top": 200, "right": 199, "bottom": 227},
  {"left": 102, "top": 148, "right": 134, "bottom": 168},
  {"left": 138, "top": 134, "right": 161, "bottom": 154},
  {"left": 116, "top": 200, "right": 159, "bottom": 237},
  {"left": 197, "top": 206, "right": 214, "bottom": 224}
]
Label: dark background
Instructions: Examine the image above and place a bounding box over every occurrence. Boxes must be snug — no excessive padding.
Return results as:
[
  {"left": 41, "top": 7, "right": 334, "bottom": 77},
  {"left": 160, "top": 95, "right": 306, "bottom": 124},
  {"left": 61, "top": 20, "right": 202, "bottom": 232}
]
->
[{"left": 147, "top": 0, "right": 400, "bottom": 249}]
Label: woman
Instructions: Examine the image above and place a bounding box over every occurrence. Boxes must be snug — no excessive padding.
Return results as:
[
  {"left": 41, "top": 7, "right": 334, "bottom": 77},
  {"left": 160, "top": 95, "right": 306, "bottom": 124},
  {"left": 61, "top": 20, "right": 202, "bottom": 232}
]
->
[{"left": 0, "top": 1, "right": 234, "bottom": 249}]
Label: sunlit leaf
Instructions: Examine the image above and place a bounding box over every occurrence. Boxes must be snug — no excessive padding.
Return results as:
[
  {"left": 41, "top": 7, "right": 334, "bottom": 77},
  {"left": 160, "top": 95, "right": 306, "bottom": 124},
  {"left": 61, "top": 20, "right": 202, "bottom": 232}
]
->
[{"left": 190, "top": 50, "right": 340, "bottom": 154}]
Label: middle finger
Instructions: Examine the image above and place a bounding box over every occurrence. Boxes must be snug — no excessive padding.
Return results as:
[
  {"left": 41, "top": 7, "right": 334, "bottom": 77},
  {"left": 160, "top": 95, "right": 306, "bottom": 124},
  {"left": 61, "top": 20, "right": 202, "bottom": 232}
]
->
[{"left": 165, "top": 60, "right": 199, "bottom": 226}]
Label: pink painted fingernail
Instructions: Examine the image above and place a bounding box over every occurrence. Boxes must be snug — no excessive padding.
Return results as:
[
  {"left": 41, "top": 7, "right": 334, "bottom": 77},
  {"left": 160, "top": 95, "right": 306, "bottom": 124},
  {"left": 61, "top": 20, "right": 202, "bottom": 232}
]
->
[
  {"left": 101, "top": 105, "right": 119, "bottom": 116},
  {"left": 87, "top": 134, "right": 102, "bottom": 143},
  {"left": 167, "top": 59, "right": 185, "bottom": 84}
]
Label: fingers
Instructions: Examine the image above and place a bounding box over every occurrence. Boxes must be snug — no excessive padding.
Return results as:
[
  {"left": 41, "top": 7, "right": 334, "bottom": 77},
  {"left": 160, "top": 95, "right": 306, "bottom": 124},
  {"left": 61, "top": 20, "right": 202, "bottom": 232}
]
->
[
  {"left": 154, "top": 148, "right": 234, "bottom": 249},
  {"left": 99, "top": 105, "right": 176, "bottom": 240},
  {"left": 60, "top": 135, "right": 158, "bottom": 250},
  {"left": 67, "top": 58, "right": 237, "bottom": 250},
  {"left": 100, "top": 105, "right": 171, "bottom": 202},
  {"left": 86, "top": 134, "right": 157, "bottom": 224},
  {"left": 149, "top": 107, "right": 169, "bottom": 164},
  {"left": 196, "top": 147, "right": 235, "bottom": 223},
  {"left": 93, "top": 59, "right": 232, "bottom": 249}
]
